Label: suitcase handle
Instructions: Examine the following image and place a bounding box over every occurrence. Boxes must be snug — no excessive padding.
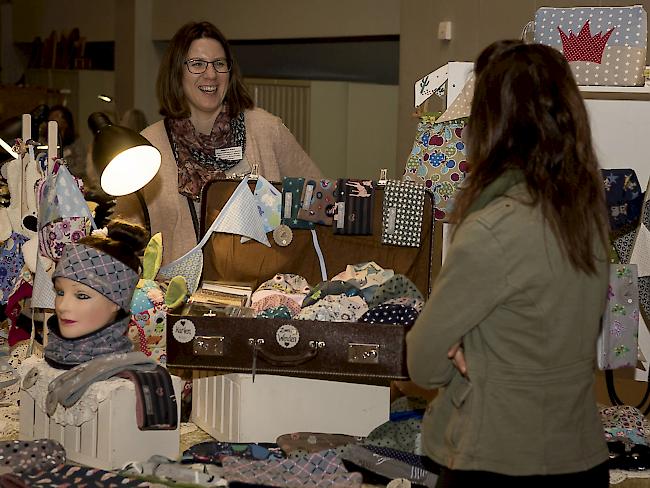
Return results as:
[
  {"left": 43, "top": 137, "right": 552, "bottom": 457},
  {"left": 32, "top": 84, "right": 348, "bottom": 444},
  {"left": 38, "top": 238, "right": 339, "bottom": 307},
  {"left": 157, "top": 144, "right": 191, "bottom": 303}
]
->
[{"left": 256, "top": 345, "right": 320, "bottom": 367}]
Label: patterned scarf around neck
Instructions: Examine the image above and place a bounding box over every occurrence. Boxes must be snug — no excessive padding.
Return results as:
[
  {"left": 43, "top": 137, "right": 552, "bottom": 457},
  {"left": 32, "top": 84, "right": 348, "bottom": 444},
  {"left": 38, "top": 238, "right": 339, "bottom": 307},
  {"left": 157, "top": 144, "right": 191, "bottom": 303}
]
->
[
  {"left": 44, "top": 315, "right": 133, "bottom": 369},
  {"left": 166, "top": 110, "right": 246, "bottom": 199}
]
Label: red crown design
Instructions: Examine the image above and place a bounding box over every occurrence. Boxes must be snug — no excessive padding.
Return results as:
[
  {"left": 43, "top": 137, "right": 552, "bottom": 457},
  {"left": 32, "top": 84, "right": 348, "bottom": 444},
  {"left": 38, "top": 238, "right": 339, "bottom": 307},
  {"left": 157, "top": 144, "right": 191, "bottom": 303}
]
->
[{"left": 557, "top": 20, "right": 615, "bottom": 64}]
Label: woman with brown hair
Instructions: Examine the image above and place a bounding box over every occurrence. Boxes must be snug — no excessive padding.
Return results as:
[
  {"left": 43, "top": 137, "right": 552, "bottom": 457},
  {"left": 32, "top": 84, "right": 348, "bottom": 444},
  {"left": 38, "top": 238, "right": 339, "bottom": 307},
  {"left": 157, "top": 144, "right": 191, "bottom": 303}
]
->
[
  {"left": 115, "top": 21, "right": 321, "bottom": 265},
  {"left": 406, "top": 40, "right": 610, "bottom": 487}
]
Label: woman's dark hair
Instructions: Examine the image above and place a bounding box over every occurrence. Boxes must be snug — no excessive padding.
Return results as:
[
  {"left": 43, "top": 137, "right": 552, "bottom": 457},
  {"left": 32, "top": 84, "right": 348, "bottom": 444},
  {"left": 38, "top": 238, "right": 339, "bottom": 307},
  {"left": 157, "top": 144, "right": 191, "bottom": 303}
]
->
[
  {"left": 49, "top": 105, "right": 75, "bottom": 146},
  {"left": 157, "top": 21, "right": 254, "bottom": 118},
  {"left": 451, "top": 40, "right": 608, "bottom": 274},
  {"left": 79, "top": 219, "right": 149, "bottom": 273}
]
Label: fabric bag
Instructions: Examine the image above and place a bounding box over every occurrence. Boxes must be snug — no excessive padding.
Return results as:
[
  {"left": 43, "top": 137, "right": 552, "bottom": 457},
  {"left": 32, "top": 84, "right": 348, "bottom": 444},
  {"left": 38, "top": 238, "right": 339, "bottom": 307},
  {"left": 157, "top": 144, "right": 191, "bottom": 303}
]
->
[
  {"left": 403, "top": 116, "right": 468, "bottom": 221},
  {"left": 533, "top": 5, "right": 647, "bottom": 86},
  {"left": 598, "top": 264, "right": 640, "bottom": 370},
  {"left": 333, "top": 179, "right": 374, "bottom": 235},
  {"left": 381, "top": 180, "right": 426, "bottom": 247}
]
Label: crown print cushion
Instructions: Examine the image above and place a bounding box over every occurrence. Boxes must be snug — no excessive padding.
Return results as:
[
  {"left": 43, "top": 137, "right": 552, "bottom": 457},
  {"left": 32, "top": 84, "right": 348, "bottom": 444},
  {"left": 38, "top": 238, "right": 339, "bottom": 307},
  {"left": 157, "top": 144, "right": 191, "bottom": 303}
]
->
[
  {"left": 381, "top": 180, "right": 426, "bottom": 248},
  {"left": 534, "top": 5, "right": 647, "bottom": 86}
]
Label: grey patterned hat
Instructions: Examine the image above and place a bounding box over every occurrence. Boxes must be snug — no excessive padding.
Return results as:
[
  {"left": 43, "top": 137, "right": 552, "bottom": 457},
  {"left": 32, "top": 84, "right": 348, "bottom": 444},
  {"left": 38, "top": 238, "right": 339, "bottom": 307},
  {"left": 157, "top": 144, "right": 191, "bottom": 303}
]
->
[{"left": 53, "top": 243, "right": 140, "bottom": 311}]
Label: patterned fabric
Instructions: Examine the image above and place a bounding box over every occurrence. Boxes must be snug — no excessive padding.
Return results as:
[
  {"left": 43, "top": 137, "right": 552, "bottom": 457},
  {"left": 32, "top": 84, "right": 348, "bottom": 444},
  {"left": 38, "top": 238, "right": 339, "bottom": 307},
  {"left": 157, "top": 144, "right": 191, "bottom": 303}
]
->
[
  {"left": 0, "top": 439, "right": 65, "bottom": 474},
  {"left": 297, "top": 179, "right": 338, "bottom": 226},
  {"left": 384, "top": 296, "right": 425, "bottom": 313},
  {"left": 333, "top": 179, "right": 374, "bottom": 235},
  {"left": 221, "top": 449, "right": 363, "bottom": 488},
  {"left": 129, "top": 304, "right": 167, "bottom": 364},
  {"left": 167, "top": 111, "right": 246, "bottom": 199},
  {"left": 598, "top": 264, "right": 639, "bottom": 369},
  {"left": 534, "top": 6, "right": 647, "bottom": 86},
  {"left": 296, "top": 295, "right": 368, "bottom": 323},
  {"left": 360, "top": 304, "right": 419, "bottom": 326},
  {"left": 282, "top": 177, "right": 315, "bottom": 230},
  {"left": 367, "top": 274, "right": 424, "bottom": 308},
  {"left": 302, "top": 281, "right": 362, "bottom": 307},
  {"left": 276, "top": 433, "right": 361, "bottom": 458},
  {"left": 342, "top": 445, "right": 438, "bottom": 488},
  {"left": 7, "top": 463, "right": 149, "bottom": 487},
  {"left": 0, "top": 232, "right": 28, "bottom": 305},
  {"left": 601, "top": 169, "right": 643, "bottom": 236},
  {"left": 254, "top": 274, "right": 312, "bottom": 295},
  {"left": 257, "top": 305, "right": 293, "bottom": 319},
  {"left": 37, "top": 163, "right": 94, "bottom": 261},
  {"left": 403, "top": 117, "right": 468, "bottom": 221},
  {"left": 252, "top": 295, "right": 301, "bottom": 318},
  {"left": 382, "top": 180, "right": 426, "bottom": 247},
  {"left": 361, "top": 417, "right": 423, "bottom": 455},
  {"left": 157, "top": 246, "right": 203, "bottom": 296},
  {"left": 53, "top": 243, "right": 139, "bottom": 311},
  {"left": 44, "top": 315, "right": 133, "bottom": 368},
  {"left": 252, "top": 176, "right": 282, "bottom": 234},
  {"left": 614, "top": 228, "right": 637, "bottom": 264},
  {"left": 182, "top": 441, "right": 283, "bottom": 465},
  {"left": 600, "top": 405, "right": 650, "bottom": 446}
]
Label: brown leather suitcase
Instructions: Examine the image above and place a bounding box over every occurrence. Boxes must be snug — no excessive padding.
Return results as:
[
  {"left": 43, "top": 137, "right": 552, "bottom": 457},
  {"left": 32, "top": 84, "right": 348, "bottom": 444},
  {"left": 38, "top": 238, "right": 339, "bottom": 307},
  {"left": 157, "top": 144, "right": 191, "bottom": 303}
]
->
[{"left": 166, "top": 178, "right": 436, "bottom": 386}]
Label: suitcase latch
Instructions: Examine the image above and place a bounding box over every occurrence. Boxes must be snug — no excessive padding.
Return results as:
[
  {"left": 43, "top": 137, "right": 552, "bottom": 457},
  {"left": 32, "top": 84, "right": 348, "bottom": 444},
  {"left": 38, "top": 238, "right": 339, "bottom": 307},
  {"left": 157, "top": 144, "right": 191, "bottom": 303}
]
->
[
  {"left": 348, "top": 343, "right": 380, "bottom": 364},
  {"left": 193, "top": 336, "right": 224, "bottom": 356}
]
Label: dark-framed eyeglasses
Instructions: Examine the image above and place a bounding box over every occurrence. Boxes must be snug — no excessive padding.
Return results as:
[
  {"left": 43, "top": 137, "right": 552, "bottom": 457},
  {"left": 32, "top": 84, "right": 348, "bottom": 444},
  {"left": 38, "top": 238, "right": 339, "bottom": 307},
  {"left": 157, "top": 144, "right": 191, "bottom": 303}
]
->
[{"left": 184, "top": 58, "right": 232, "bottom": 74}]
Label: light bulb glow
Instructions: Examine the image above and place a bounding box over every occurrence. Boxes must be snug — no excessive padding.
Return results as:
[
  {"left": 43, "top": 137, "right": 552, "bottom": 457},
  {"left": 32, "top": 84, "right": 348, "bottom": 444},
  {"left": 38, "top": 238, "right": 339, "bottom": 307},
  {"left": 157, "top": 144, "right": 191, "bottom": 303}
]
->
[{"left": 100, "top": 145, "right": 161, "bottom": 196}]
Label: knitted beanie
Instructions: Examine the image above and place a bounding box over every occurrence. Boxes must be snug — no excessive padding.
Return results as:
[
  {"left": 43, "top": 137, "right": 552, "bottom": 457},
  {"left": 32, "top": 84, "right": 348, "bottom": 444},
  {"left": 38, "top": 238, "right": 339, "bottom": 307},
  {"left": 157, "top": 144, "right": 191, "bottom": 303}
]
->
[{"left": 52, "top": 242, "right": 139, "bottom": 311}]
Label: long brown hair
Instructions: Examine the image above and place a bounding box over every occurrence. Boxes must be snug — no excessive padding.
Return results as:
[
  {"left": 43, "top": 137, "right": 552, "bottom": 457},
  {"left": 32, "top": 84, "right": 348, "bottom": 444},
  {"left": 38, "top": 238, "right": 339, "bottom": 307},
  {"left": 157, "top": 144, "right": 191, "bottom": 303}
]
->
[
  {"left": 451, "top": 40, "right": 608, "bottom": 274},
  {"left": 157, "top": 21, "right": 254, "bottom": 118}
]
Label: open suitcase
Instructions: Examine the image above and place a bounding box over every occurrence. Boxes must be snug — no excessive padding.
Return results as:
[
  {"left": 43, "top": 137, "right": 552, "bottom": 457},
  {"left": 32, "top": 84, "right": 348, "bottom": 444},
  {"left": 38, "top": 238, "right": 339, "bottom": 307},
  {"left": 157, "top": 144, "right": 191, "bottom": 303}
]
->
[{"left": 166, "top": 177, "right": 437, "bottom": 386}]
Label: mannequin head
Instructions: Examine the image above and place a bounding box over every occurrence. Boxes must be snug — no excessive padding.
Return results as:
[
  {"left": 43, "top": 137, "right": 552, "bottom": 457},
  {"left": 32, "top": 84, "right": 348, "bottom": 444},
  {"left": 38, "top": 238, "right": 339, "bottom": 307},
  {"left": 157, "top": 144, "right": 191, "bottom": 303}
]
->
[{"left": 51, "top": 219, "right": 149, "bottom": 339}]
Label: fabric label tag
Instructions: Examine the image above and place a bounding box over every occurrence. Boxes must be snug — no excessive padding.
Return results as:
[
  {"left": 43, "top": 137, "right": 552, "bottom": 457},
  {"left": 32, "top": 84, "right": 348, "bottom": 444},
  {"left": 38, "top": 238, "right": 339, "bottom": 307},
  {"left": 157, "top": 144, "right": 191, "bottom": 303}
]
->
[
  {"left": 386, "top": 207, "right": 397, "bottom": 234},
  {"left": 284, "top": 192, "right": 293, "bottom": 219},
  {"left": 335, "top": 202, "right": 345, "bottom": 228},
  {"left": 302, "top": 183, "right": 315, "bottom": 210},
  {"left": 215, "top": 146, "right": 243, "bottom": 160}
]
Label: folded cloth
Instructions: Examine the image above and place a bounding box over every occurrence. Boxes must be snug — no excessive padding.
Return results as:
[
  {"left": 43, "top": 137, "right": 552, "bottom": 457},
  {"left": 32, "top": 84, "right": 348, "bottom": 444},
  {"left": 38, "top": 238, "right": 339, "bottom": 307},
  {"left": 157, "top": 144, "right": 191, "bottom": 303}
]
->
[
  {"left": 118, "top": 365, "right": 178, "bottom": 430},
  {"left": 43, "top": 351, "right": 156, "bottom": 415},
  {"left": 7, "top": 464, "right": 149, "bottom": 487},
  {"left": 0, "top": 439, "right": 65, "bottom": 474}
]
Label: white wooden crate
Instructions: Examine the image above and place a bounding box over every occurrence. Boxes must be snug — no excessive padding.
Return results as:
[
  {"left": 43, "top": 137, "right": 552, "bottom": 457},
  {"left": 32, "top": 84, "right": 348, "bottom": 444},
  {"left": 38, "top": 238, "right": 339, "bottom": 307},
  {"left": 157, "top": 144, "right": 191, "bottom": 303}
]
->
[
  {"left": 19, "top": 375, "right": 182, "bottom": 470},
  {"left": 191, "top": 371, "right": 389, "bottom": 443}
]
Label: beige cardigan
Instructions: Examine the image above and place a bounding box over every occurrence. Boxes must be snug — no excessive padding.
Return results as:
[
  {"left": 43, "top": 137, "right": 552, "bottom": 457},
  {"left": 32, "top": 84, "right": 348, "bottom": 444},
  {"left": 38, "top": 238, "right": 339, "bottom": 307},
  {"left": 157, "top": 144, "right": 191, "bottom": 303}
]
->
[{"left": 114, "top": 108, "right": 322, "bottom": 265}]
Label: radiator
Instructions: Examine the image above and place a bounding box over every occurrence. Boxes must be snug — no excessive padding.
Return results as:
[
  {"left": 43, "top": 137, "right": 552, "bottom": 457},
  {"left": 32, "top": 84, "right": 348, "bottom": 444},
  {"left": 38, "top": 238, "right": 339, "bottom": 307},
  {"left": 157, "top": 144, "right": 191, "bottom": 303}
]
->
[{"left": 245, "top": 78, "right": 311, "bottom": 152}]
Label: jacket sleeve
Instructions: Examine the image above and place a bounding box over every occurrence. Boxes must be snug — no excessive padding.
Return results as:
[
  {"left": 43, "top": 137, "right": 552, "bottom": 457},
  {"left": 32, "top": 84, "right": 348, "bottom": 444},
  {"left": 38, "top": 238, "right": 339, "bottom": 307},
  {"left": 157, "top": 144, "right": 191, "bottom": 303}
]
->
[
  {"left": 273, "top": 121, "right": 323, "bottom": 180},
  {"left": 406, "top": 218, "right": 509, "bottom": 388}
]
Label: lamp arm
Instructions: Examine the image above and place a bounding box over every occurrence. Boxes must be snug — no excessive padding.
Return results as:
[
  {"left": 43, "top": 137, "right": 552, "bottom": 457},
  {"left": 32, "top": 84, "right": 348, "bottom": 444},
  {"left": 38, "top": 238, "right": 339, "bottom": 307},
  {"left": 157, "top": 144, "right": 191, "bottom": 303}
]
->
[{"left": 135, "top": 189, "right": 151, "bottom": 235}]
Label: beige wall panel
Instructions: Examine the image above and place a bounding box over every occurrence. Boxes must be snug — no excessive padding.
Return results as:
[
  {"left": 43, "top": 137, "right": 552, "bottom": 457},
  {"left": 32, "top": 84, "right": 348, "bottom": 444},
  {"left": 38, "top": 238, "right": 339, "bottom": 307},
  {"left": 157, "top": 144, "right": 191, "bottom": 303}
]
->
[
  {"left": 309, "top": 81, "right": 349, "bottom": 179},
  {"left": 13, "top": 0, "right": 116, "bottom": 42},
  {"left": 345, "top": 83, "right": 398, "bottom": 180},
  {"left": 151, "top": 0, "right": 399, "bottom": 41},
  {"left": 477, "top": 0, "right": 535, "bottom": 50}
]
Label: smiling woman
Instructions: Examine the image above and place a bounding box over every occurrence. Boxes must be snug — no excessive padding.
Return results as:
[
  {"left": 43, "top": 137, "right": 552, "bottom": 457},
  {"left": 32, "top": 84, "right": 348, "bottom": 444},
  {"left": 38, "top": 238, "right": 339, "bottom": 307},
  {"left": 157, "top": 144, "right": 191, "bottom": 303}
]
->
[{"left": 114, "top": 21, "right": 322, "bottom": 266}]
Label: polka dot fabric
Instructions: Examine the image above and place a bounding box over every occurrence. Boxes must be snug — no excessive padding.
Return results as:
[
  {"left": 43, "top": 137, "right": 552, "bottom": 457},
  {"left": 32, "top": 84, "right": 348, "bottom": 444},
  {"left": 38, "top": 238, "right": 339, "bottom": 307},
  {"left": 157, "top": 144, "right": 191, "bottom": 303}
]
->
[
  {"left": 0, "top": 438, "right": 66, "bottom": 474},
  {"left": 360, "top": 304, "right": 419, "bottom": 327},
  {"left": 534, "top": 6, "right": 647, "bottom": 86}
]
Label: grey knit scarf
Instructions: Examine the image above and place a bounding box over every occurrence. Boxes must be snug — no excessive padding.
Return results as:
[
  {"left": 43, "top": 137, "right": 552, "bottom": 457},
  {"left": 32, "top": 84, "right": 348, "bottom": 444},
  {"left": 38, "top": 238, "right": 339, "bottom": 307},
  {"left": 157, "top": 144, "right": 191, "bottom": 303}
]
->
[{"left": 44, "top": 315, "right": 133, "bottom": 369}]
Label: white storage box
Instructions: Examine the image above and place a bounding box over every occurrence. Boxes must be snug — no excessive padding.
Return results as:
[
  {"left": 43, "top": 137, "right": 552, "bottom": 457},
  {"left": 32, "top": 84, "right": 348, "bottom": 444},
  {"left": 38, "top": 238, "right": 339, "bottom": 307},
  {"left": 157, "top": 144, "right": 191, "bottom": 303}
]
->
[
  {"left": 192, "top": 371, "right": 390, "bottom": 443},
  {"left": 19, "top": 359, "right": 181, "bottom": 470}
]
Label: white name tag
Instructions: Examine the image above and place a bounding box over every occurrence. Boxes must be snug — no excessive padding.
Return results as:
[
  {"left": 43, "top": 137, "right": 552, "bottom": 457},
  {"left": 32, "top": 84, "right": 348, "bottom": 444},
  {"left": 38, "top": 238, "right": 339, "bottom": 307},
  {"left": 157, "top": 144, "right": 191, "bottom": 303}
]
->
[{"left": 215, "top": 146, "right": 243, "bottom": 160}]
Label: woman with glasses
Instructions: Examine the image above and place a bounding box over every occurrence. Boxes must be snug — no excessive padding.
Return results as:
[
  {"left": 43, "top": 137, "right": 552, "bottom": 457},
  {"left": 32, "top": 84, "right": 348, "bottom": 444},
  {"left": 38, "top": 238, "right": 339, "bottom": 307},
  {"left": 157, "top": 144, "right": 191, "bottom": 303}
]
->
[{"left": 115, "top": 21, "right": 321, "bottom": 265}]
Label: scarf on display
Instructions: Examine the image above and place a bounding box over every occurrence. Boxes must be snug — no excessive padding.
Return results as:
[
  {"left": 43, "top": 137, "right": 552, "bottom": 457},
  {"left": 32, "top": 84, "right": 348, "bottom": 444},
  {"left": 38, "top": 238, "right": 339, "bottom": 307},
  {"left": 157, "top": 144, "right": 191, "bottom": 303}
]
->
[
  {"left": 464, "top": 169, "right": 526, "bottom": 217},
  {"left": 44, "top": 315, "right": 133, "bottom": 369},
  {"left": 166, "top": 109, "right": 247, "bottom": 199}
]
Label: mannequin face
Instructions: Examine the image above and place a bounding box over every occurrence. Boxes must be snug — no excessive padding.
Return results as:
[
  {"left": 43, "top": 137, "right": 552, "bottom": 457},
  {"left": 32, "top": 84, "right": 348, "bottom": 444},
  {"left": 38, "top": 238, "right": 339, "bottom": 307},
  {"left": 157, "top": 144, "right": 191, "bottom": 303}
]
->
[
  {"left": 54, "top": 277, "right": 120, "bottom": 339},
  {"left": 182, "top": 38, "right": 230, "bottom": 127}
]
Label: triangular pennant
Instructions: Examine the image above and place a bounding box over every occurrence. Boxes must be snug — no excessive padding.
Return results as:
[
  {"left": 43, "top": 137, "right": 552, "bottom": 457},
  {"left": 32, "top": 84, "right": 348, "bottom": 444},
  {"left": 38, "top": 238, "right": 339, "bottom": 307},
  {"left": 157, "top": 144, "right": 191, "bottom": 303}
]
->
[
  {"left": 209, "top": 177, "right": 270, "bottom": 247},
  {"left": 437, "top": 74, "right": 475, "bottom": 123},
  {"left": 39, "top": 165, "right": 96, "bottom": 229},
  {"left": 241, "top": 176, "right": 282, "bottom": 244},
  {"left": 31, "top": 255, "right": 56, "bottom": 309}
]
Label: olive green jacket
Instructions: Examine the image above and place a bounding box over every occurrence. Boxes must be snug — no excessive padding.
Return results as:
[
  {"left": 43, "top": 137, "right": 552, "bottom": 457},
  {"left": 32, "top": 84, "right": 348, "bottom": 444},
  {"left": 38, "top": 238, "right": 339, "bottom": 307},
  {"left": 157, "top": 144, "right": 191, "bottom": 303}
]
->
[{"left": 406, "top": 184, "right": 609, "bottom": 475}]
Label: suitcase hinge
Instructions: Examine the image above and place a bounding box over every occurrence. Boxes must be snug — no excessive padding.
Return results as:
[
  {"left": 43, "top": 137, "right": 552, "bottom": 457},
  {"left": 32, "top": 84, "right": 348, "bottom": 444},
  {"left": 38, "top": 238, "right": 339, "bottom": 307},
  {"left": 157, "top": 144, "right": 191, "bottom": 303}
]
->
[{"left": 348, "top": 343, "right": 380, "bottom": 364}]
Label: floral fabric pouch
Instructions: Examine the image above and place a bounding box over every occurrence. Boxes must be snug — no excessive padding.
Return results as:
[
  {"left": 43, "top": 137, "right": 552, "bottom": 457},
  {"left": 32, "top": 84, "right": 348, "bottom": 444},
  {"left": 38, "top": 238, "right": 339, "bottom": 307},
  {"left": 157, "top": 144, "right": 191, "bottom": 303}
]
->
[{"left": 598, "top": 264, "right": 640, "bottom": 369}]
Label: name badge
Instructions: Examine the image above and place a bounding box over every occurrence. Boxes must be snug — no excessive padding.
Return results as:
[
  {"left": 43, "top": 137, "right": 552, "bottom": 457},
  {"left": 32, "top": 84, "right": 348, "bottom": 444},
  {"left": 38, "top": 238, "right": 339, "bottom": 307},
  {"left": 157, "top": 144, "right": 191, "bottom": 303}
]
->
[{"left": 215, "top": 146, "right": 243, "bottom": 160}]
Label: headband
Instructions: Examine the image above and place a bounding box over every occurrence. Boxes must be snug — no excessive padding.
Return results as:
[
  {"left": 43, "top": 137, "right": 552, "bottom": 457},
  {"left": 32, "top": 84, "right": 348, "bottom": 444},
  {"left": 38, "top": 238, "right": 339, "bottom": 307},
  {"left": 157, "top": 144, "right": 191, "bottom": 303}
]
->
[{"left": 52, "top": 243, "right": 139, "bottom": 311}]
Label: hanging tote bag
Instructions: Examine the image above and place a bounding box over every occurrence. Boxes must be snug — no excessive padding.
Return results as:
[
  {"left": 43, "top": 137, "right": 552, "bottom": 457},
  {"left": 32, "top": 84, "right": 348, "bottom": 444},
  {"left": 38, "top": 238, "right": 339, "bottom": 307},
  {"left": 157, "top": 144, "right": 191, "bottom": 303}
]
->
[{"left": 534, "top": 5, "right": 647, "bottom": 86}]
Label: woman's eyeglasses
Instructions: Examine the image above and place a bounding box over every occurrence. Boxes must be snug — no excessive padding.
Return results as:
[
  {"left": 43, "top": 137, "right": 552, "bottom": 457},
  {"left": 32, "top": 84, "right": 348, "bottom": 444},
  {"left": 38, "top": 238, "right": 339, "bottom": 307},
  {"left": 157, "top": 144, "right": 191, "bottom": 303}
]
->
[{"left": 184, "top": 58, "right": 232, "bottom": 74}]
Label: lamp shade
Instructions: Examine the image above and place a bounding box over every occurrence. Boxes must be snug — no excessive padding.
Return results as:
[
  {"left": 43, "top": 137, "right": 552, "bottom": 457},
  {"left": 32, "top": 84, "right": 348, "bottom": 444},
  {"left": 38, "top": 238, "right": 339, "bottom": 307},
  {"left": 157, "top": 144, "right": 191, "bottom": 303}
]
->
[{"left": 88, "top": 112, "right": 161, "bottom": 196}]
